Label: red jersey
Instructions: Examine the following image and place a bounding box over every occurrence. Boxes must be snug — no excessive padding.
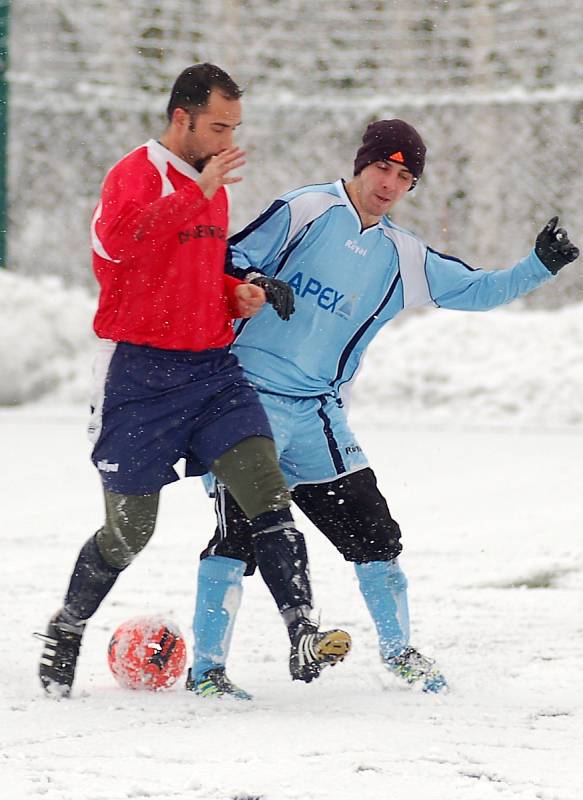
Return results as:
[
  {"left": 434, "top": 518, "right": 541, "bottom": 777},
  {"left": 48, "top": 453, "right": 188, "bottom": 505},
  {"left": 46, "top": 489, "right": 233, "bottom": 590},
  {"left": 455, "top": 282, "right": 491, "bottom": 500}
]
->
[{"left": 91, "top": 139, "right": 244, "bottom": 351}]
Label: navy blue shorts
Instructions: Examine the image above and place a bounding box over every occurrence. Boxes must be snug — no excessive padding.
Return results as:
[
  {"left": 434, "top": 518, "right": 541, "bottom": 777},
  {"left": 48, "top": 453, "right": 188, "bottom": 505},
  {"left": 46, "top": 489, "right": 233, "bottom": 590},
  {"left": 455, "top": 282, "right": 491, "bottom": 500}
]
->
[{"left": 88, "top": 341, "right": 273, "bottom": 495}]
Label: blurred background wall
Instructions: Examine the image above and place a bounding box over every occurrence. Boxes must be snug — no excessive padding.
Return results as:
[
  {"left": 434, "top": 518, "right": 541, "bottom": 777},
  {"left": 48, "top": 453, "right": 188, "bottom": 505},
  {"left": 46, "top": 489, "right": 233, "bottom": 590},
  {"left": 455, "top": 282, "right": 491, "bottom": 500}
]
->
[{"left": 5, "top": 0, "right": 583, "bottom": 307}]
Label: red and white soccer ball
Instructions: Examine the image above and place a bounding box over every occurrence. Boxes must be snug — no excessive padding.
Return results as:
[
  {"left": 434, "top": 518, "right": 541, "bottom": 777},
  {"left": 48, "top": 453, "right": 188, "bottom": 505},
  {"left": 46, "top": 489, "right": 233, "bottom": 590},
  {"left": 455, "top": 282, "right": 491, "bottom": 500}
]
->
[{"left": 107, "top": 616, "right": 187, "bottom": 691}]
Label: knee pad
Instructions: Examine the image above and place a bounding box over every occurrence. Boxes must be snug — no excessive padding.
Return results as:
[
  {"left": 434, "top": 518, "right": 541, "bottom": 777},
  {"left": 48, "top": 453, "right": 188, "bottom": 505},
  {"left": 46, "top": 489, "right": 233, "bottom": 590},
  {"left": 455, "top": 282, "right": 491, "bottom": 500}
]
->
[
  {"left": 96, "top": 491, "right": 159, "bottom": 570},
  {"left": 211, "top": 436, "right": 291, "bottom": 520}
]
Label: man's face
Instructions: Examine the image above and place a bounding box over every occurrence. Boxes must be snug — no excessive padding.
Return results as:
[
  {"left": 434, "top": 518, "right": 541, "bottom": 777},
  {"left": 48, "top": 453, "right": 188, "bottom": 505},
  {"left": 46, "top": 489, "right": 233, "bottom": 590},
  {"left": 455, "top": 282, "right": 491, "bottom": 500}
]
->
[
  {"left": 355, "top": 160, "right": 415, "bottom": 219},
  {"left": 174, "top": 89, "right": 242, "bottom": 169}
]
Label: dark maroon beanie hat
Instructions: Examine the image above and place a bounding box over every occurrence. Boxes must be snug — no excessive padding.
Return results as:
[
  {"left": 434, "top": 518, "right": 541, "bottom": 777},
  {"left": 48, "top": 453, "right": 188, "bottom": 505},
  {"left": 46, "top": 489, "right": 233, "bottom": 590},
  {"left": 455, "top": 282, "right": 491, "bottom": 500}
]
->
[{"left": 353, "top": 119, "right": 426, "bottom": 185}]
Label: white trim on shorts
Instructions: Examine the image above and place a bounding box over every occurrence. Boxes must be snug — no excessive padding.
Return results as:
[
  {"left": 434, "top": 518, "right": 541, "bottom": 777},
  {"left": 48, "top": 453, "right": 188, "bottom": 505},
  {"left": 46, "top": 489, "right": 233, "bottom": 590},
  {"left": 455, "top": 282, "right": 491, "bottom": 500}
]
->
[
  {"left": 87, "top": 339, "right": 118, "bottom": 445},
  {"left": 287, "top": 463, "right": 369, "bottom": 491}
]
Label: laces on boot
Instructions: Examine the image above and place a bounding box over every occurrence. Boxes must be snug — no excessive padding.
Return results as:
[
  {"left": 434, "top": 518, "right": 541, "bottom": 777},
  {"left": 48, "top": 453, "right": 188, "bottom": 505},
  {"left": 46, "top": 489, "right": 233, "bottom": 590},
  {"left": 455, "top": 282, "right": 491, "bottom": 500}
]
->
[
  {"left": 289, "top": 621, "right": 351, "bottom": 683},
  {"left": 34, "top": 612, "right": 85, "bottom": 697},
  {"left": 185, "top": 667, "right": 252, "bottom": 701}
]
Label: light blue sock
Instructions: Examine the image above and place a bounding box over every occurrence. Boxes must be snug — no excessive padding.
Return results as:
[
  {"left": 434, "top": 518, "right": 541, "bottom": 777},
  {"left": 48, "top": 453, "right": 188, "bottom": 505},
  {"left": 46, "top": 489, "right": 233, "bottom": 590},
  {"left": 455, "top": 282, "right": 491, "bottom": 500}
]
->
[
  {"left": 192, "top": 555, "right": 245, "bottom": 679},
  {"left": 354, "top": 559, "right": 410, "bottom": 660}
]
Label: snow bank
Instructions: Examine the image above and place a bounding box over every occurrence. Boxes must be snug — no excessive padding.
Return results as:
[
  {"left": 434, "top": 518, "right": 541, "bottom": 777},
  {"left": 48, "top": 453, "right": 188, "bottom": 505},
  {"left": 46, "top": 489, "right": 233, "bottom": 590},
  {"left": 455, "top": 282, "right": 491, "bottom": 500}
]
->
[
  {"left": 0, "top": 270, "right": 95, "bottom": 405},
  {"left": 350, "top": 304, "right": 583, "bottom": 430},
  {"left": 1, "top": 269, "right": 582, "bottom": 428}
]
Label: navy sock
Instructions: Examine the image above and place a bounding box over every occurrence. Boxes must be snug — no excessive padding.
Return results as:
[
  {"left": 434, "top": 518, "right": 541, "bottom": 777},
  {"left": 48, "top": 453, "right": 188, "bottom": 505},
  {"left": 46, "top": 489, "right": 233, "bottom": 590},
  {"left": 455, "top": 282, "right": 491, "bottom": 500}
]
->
[
  {"left": 63, "top": 534, "right": 122, "bottom": 622},
  {"left": 253, "top": 522, "right": 312, "bottom": 614}
]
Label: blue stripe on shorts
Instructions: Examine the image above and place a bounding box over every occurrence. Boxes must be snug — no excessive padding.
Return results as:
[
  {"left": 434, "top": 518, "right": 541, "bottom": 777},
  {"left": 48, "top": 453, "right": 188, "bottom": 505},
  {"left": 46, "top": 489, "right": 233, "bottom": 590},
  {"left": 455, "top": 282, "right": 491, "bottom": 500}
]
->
[{"left": 257, "top": 390, "right": 369, "bottom": 489}]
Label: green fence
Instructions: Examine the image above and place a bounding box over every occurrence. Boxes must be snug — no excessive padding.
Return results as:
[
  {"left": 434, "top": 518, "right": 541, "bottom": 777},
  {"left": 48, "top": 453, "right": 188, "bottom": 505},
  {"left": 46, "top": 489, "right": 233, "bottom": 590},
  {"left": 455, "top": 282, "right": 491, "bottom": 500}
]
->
[
  {"left": 6, "top": 1, "right": 583, "bottom": 307},
  {"left": 0, "top": 0, "right": 9, "bottom": 268}
]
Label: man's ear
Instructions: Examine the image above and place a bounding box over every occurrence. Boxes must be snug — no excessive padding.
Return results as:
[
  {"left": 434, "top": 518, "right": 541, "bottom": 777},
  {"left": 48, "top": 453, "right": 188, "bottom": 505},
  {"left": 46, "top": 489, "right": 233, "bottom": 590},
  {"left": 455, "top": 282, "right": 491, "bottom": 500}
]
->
[{"left": 171, "top": 107, "right": 191, "bottom": 130}]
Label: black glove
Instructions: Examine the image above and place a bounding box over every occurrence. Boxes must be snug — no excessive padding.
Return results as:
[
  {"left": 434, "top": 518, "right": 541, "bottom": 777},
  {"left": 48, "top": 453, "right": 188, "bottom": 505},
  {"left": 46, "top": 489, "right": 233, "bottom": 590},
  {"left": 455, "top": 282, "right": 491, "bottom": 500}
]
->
[
  {"left": 535, "top": 216, "right": 580, "bottom": 274},
  {"left": 250, "top": 276, "right": 295, "bottom": 321}
]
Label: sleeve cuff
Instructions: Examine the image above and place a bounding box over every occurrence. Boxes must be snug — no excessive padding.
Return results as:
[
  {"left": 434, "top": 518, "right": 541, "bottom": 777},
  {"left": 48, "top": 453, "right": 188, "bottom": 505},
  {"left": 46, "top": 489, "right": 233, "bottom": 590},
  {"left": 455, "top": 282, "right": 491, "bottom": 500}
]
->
[{"left": 224, "top": 274, "right": 245, "bottom": 317}]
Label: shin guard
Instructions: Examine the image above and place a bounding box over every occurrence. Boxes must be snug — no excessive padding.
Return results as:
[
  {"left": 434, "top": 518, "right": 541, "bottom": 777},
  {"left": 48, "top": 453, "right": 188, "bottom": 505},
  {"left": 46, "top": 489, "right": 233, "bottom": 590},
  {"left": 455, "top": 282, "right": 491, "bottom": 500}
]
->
[
  {"left": 354, "top": 559, "right": 410, "bottom": 659},
  {"left": 253, "top": 524, "right": 313, "bottom": 614},
  {"left": 192, "top": 556, "right": 245, "bottom": 679}
]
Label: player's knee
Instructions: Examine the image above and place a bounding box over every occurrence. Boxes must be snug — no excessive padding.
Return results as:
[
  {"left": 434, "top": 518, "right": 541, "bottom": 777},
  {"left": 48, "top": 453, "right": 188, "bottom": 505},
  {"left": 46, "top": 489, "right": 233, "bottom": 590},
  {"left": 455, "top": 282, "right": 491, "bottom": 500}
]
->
[
  {"left": 211, "top": 436, "right": 291, "bottom": 520},
  {"left": 245, "top": 466, "right": 291, "bottom": 519},
  {"left": 337, "top": 521, "right": 403, "bottom": 563},
  {"left": 97, "top": 491, "right": 159, "bottom": 570},
  {"left": 96, "top": 525, "right": 144, "bottom": 570}
]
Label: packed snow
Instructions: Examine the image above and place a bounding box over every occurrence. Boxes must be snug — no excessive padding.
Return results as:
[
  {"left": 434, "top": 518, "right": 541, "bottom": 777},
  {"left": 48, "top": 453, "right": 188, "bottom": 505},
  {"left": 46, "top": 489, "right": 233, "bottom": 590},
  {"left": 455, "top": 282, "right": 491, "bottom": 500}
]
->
[{"left": 1, "top": 269, "right": 582, "bottom": 799}]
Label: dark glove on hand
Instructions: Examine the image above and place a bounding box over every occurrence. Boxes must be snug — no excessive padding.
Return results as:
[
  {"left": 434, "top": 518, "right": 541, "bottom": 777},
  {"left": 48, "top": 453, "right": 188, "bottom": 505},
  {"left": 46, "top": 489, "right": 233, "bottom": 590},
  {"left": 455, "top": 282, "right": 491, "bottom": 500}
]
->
[
  {"left": 535, "top": 216, "right": 580, "bottom": 274},
  {"left": 250, "top": 276, "right": 295, "bottom": 320}
]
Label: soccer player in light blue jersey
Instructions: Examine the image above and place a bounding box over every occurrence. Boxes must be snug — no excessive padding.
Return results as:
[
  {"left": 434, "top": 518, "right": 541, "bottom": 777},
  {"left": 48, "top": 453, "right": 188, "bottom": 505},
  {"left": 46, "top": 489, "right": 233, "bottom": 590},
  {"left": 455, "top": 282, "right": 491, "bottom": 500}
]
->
[{"left": 188, "top": 119, "right": 579, "bottom": 698}]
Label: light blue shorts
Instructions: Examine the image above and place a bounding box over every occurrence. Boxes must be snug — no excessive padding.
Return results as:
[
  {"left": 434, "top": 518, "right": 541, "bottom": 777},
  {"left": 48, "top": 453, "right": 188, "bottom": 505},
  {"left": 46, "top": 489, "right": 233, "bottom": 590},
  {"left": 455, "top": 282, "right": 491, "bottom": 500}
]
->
[{"left": 203, "top": 390, "right": 369, "bottom": 494}]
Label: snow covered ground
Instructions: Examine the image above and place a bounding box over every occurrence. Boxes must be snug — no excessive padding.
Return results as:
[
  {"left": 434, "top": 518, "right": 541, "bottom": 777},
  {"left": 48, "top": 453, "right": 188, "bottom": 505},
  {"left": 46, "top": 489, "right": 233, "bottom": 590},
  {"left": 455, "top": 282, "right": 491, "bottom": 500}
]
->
[{"left": 1, "top": 407, "right": 582, "bottom": 800}]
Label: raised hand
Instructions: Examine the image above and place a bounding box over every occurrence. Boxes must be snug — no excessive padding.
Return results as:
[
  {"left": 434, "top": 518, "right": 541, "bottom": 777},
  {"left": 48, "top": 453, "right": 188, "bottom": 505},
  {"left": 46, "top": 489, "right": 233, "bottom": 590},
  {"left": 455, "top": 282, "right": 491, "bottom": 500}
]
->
[
  {"left": 198, "top": 147, "right": 246, "bottom": 199},
  {"left": 535, "top": 216, "right": 580, "bottom": 274}
]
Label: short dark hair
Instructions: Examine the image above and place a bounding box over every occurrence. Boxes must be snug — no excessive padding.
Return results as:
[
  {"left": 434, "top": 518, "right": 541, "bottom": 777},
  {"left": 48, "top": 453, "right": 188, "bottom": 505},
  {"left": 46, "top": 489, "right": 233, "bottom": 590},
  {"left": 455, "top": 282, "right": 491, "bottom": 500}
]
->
[{"left": 166, "top": 63, "right": 243, "bottom": 121}]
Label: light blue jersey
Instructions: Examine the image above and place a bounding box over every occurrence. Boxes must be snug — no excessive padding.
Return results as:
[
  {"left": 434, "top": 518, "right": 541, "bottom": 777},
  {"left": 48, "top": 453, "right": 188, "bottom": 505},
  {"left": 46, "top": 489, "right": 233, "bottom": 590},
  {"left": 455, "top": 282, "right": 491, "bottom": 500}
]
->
[{"left": 227, "top": 179, "right": 554, "bottom": 398}]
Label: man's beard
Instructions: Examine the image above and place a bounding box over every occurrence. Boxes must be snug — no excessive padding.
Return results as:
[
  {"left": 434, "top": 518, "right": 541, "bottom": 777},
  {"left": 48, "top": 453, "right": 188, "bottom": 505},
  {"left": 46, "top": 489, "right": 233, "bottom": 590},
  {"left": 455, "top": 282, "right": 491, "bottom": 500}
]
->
[{"left": 193, "top": 154, "right": 212, "bottom": 173}]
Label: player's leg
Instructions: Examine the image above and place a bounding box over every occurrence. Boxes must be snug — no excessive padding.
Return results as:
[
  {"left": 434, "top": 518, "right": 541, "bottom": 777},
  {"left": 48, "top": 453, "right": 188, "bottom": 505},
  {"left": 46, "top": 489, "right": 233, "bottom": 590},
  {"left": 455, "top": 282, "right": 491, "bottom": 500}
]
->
[
  {"left": 293, "top": 468, "right": 447, "bottom": 693},
  {"left": 36, "top": 490, "right": 159, "bottom": 696},
  {"left": 292, "top": 467, "right": 408, "bottom": 648},
  {"left": 193, "top": 435, "right": 351, "bottom": 691},
  {"left": 284, "top": 394, "right": 445, "bottom": 691},
  {"left": 188, "top": 483, "right": 255, "bottom": 699},
  {"left": 37, "top": 342, "right": 184, "bottom": 697},
  {"left": 210, "top": 434, "right": 312, "bottom": 616}
]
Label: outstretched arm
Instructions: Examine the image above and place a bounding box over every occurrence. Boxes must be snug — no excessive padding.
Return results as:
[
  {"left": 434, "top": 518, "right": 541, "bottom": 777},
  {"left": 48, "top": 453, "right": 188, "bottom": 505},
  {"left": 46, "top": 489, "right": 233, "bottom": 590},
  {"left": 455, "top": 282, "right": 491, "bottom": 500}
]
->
[{"left": 427, "top": 217, "right": 579, "bottom": 311}]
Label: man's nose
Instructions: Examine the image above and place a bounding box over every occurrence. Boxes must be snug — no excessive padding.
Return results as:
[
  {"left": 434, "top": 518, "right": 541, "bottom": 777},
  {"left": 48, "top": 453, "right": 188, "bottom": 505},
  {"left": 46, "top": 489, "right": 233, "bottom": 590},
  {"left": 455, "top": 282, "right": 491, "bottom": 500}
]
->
[{"left": 381, "top": 171, "right": 398, "bottom": 190}]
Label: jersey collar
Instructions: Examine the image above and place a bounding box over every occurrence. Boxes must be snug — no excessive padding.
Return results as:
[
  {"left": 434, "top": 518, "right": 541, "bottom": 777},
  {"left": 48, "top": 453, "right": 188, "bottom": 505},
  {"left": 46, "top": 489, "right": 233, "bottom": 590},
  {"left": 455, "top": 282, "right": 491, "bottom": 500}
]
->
[
  {"left": 147, "top": 138, "right": 201, "bottom": 182},
  {"left": 336, "top": 178, "right": 387, "bottom": 235}
]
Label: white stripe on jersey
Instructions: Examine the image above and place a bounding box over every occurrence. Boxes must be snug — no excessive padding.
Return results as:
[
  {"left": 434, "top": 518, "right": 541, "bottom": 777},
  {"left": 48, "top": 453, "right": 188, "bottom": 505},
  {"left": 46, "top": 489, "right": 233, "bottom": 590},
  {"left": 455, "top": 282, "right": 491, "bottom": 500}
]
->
[
  {"left": 284, "top": 191, "right": 345, "bottom": 252},
  {"left": 91, "top": 201, "right": 120, "bottom": 263},
  {"left": 146, "top": 139, "right": 179, "bottom": 197},
  {"left": 379, "top": 221, "right": 435, "bottom": 309}
]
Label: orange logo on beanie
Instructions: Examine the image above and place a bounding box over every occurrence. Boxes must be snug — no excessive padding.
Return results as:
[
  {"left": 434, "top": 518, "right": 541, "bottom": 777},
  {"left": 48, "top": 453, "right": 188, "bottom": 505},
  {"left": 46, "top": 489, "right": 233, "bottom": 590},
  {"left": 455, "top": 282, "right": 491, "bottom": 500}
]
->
[{"left": 388, "top": 151, "right": 405, "bottom": 163}]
